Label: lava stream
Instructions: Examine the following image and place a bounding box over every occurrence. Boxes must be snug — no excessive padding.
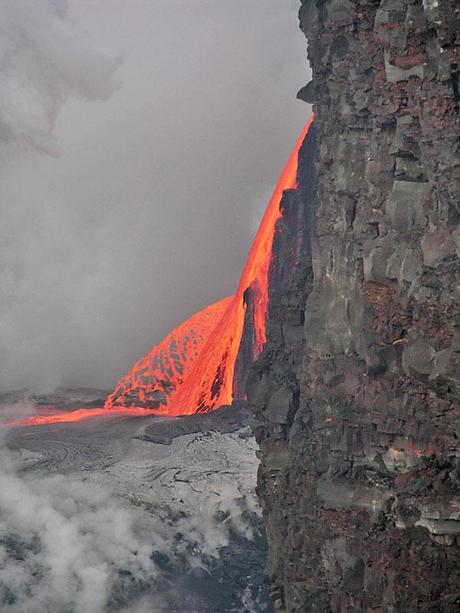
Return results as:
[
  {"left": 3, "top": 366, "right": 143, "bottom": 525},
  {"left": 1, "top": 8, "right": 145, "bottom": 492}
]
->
[
  {"left": 9, "top": 115, "right": 314, "bottom": 426},
  {"left": 5, "top": 406, "right": 152, "bottom": 427},
  {"left": 108, "top": 114, "right": 314, "bottom": 416}
]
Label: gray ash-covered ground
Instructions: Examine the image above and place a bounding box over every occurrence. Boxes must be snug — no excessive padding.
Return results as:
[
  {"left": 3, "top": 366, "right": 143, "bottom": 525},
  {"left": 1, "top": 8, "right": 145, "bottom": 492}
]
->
[
  {"left": 0, "top": 387, "right": 110, "bottom": 410},
  {"left": 0, "top": 391, "right": 270, "bottom": 612}
]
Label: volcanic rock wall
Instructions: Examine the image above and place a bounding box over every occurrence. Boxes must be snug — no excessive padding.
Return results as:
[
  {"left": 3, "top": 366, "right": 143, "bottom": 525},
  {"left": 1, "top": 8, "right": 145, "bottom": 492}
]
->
[{"left": 248, "top": 1, "right": 460, "bottom": 611}]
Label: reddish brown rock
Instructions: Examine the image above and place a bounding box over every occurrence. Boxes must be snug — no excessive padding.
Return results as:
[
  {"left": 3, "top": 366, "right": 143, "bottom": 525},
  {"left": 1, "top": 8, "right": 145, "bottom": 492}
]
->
[{"left": 248, "top": 1, "right": 460, "bottom": 611}]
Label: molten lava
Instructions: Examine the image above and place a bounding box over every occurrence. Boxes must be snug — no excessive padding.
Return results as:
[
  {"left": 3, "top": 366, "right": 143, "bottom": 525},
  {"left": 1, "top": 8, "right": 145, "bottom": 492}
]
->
[
  {"left": 104, "top": 296, "right": 234, "bottom": 410},
  {"left": 107, "top": 115, "right": 314, "bottom": 416},
  {"left": 10, "top": 116, "right": 314, "bottom": 426},
  {"left": 5, "top": 406, "right": 152, "bottom": 427}
]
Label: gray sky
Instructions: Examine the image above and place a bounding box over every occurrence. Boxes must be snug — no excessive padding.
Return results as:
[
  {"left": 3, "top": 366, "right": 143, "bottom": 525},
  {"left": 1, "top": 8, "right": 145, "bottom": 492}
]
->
[{"left": 0, "top": 0, "right": 311, "bottom": 391}]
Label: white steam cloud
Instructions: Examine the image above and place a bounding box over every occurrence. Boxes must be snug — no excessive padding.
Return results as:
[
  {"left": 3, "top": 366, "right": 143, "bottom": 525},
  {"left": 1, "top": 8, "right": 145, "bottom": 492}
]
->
[
  {"left": 0, "top": 414, "right": 263, "bottom": 612},
  {"left": 0, "top": 439, "right": 154, "bottom": 613},
  {"left": 0, "top": 0, "right": 309, "bottom": 393},
  {"left": 0, "top": 0, "right": 121, "bottom": 154}
]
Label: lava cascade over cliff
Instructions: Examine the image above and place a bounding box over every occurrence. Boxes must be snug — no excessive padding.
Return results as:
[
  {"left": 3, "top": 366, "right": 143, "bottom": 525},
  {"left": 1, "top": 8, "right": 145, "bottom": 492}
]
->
[
  {"left": 106, "top": 115, "right": 313, "bottom": 416},
  {"left": 10, "top": 116, "right": 313, "bottom": 426}
]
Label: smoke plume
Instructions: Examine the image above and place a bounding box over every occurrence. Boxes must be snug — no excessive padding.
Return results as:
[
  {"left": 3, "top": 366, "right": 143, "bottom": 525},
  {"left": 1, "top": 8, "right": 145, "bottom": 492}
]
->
[
  {"left": 0, "top": 0, "right": 310, "bottom": 392},
  {"left": 0, "top": 0, "right": 120, "bottom": 153},
  {"left": 0, "top": 412, "right": 261, "bottom": 612},
  {"left": 0, "top": 429, "right": 153, "bottom": 612}
]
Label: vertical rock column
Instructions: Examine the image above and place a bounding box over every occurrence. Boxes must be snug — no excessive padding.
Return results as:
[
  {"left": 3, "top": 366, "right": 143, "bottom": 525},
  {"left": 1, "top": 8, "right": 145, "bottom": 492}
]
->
[{"left": 249, "top": 1, "right": 460, "bottom": 611}]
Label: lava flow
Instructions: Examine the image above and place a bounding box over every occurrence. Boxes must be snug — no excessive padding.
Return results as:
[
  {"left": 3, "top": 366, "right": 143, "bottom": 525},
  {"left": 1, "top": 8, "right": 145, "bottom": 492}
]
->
[
  {"left": 5, "top": 406, "right": 152, "bottom": 427},
  {"left": 10, "top": 115, "right": 313, "bottom": 426},
  {"left": 107, "top": 114, "right": 314, "bottom": 416},
  {"left": 104, "top": 296, "right": 234, "bottom": 410}
]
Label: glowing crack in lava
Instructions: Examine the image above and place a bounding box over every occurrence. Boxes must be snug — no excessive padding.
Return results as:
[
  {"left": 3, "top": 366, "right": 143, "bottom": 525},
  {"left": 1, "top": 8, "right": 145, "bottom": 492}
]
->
[
  {"left": 10, "top": 115, "right": 313, "bottom": 427},
  {"left": 106, "top": 114, "right": 314, "bottom": 416}
]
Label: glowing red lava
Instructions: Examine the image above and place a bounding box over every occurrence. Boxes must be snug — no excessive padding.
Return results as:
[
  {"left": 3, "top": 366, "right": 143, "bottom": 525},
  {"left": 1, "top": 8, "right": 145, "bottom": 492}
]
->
[
  {"left": 104, "top": 296, "right": 234, "bottom": 410},
  {"left": 10, "top": 115, "right": 313, "bottom": 426},
  {"left": 5, "top": 406, "right": 151, "bottom": 427},
  {"left": 107, "top": 115, "right": 314, "bottom": 416}
]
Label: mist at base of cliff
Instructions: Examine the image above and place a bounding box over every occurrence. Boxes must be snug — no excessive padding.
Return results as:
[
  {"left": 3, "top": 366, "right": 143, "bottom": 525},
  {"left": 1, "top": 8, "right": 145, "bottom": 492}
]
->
[{"left": 0, "top": 391, "right": 270, "bottom": 613}]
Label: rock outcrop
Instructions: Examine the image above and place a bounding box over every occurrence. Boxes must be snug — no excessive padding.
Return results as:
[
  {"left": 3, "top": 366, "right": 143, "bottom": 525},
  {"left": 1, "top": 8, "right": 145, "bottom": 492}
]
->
[{"left": 249, "top": 1, "right": 460, "bottom": 611}]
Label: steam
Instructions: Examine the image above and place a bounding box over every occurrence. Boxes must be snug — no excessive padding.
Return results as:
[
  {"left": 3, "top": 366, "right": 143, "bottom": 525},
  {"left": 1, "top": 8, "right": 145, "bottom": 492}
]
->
[
  {"left": 0, "top": 0, "right": 310, "bottom": 393},
  {"left": 0, "top": 0, "right": 120, "bottom": 154},
  {"left": 0, "top": 401, "right": 36, "bottom": 422},
  {"left": 0, "top": 0, "right": 121, "bottom": 392},
  {"left": 0, "top": 414, "right": 262, "bottom": 611},
  {"left": 0, "top": 435, "right": 154, "bottom": 613}
]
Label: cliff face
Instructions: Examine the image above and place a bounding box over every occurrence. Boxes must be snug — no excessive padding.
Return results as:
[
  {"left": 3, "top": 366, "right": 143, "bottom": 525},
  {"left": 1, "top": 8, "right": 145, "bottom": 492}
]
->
[{"left": 248, "top": 1, "right": 460, "bottom": 611}]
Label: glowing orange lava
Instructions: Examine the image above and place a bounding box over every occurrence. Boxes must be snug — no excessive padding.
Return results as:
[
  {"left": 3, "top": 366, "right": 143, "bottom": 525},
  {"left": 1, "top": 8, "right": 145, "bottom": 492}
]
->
[
  {"left": 104, "top": 296, "right": 234, "bottom": 410},
  {"left": 9, "top": 116, "right": 314, "bottom": 426},
  {"left": 108, "top": 115, "right": 314, "bottom": 416},
  {"left": 6, "top": 406, "right": 151, "bottom": 427}
]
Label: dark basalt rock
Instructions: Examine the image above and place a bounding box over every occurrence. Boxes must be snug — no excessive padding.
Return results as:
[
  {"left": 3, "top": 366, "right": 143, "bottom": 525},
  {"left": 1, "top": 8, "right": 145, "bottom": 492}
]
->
[
  {"left": 140, "top": 401, "right": 250, "bottom": 445},
  {"left": 249, "top": 1, "right": 460, "bottom": 611},
  {"left": 297, "top": 80, "right": 317, "bottom": 103}
]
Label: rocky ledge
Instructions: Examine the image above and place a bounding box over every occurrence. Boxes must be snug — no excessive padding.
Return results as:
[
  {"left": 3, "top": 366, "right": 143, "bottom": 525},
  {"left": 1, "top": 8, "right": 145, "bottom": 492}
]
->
[{"left": 248, "top": 1, "right": 460, "bottom": 611}]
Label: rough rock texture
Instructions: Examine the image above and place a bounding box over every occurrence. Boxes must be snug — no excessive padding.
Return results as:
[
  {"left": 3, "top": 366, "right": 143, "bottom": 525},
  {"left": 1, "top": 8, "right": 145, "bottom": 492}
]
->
[
  {"left": 248, "top": 1, "right": 460, "bottom": 611},
  {"left": 3, "top": 401, "right": 270, "bottom": 612}
]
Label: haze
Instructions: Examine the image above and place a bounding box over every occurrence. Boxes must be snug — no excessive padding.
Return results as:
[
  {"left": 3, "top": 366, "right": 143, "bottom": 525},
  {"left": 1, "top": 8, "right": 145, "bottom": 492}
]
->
[{"left": 0, "top": 0, "right": 311, "bottom": 391}]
